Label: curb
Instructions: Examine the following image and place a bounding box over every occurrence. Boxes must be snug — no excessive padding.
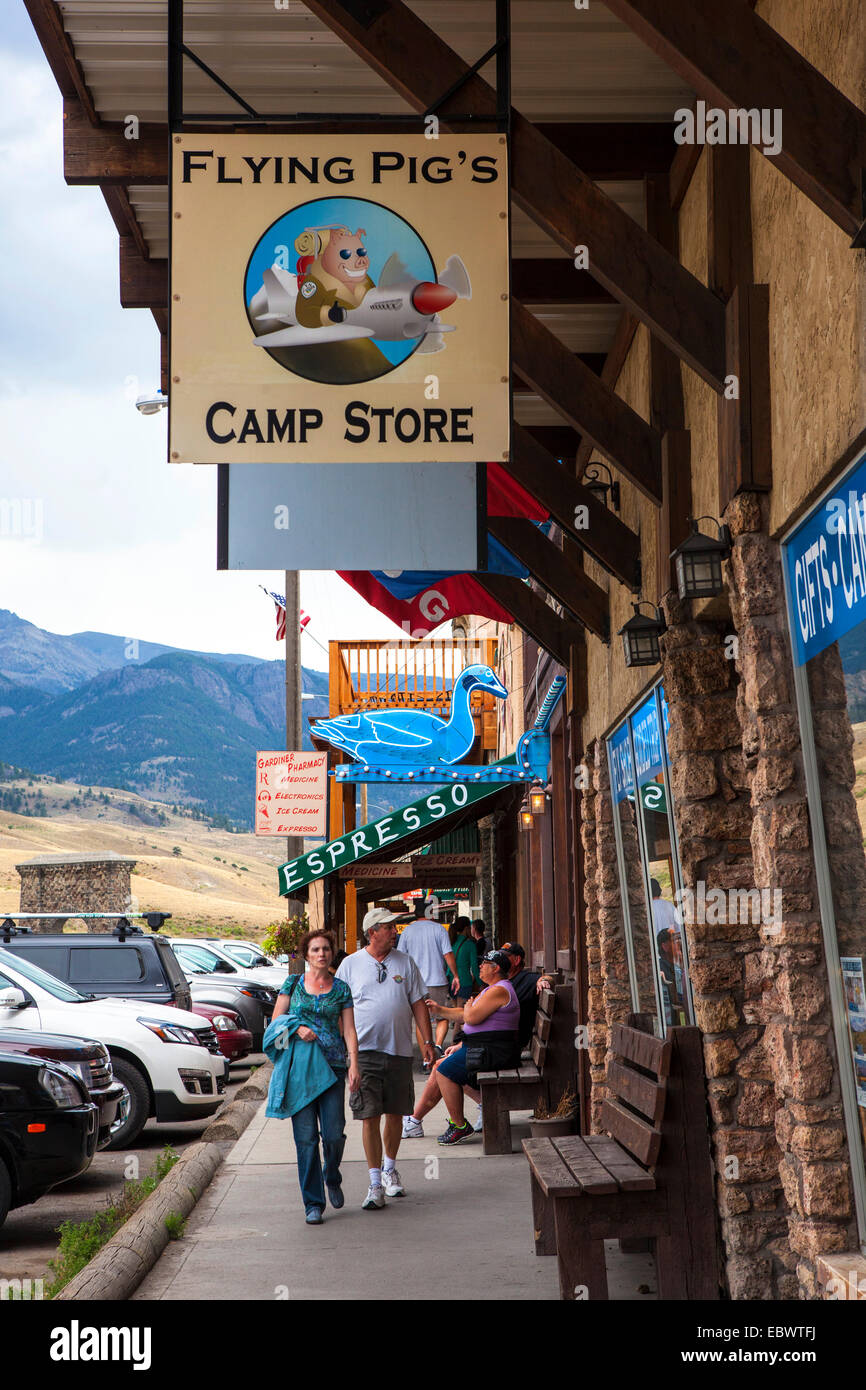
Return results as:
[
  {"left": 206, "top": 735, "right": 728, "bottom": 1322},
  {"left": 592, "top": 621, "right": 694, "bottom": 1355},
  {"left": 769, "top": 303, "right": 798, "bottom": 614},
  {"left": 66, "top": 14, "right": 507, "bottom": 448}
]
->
[{"left": 55, "top": 1062, "right": 272, "bottom": 1301}]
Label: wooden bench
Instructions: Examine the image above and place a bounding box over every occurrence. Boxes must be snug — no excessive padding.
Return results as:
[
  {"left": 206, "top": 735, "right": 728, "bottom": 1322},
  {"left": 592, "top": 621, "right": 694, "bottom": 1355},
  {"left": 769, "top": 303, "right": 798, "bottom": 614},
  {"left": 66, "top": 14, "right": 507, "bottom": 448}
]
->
[
  {"left": 478, "top": 987, "right": 556, "bottom": 1155},
  {"left": 521, "top": 1023, "right": 719, "bottom": 1300}
]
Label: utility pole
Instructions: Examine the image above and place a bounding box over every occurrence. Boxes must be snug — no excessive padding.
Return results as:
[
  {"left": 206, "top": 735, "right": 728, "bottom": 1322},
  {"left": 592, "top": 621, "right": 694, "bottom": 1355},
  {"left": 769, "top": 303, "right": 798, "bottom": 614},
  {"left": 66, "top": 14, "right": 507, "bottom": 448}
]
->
[{"left": 284, "top": 569, "right": 304, "bottom": 918}]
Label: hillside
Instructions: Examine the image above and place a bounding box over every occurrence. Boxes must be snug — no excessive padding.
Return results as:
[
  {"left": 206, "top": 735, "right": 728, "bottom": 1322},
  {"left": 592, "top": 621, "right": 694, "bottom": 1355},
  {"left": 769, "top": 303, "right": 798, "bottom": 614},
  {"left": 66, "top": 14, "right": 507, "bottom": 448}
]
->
[
  {"left": 0, "top": 773, "right": 285, "bottom": 934},
  {"left": 0, "top": 613, "right": 329, "bottom": 828}
]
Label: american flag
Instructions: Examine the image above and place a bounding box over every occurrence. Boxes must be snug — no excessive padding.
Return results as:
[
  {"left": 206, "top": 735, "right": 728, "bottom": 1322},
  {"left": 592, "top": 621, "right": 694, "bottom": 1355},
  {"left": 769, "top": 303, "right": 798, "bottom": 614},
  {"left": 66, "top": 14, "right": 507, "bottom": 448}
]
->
[{"left": 261, "top": 588, "right": 310, "bottom": 642}]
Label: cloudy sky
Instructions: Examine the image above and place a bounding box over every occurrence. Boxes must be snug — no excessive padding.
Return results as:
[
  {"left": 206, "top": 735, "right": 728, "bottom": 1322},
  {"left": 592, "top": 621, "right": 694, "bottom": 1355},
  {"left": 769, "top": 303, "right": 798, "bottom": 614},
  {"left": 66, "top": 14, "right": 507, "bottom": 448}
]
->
[{"left": 0, "top": 8, "right": 414, "bottom": 671}]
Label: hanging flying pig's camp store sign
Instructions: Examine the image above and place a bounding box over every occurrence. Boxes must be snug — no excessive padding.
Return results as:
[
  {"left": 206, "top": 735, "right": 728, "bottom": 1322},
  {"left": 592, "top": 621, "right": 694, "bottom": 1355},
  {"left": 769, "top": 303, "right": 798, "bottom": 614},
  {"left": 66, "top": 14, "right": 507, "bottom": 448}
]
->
[{"left": 170, "top": 135, "right": 510, "bottom": 465}]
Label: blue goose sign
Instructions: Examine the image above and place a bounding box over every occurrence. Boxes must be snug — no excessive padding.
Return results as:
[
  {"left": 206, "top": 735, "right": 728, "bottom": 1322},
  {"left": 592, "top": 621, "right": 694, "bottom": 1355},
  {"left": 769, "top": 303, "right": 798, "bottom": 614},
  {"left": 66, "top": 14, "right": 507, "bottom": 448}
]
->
[
  {"left": 783, "top": 447, "right": 866, "bottom": 667},
  {"left": 316, "top": 665, "right": 559, "bottom": 784}
]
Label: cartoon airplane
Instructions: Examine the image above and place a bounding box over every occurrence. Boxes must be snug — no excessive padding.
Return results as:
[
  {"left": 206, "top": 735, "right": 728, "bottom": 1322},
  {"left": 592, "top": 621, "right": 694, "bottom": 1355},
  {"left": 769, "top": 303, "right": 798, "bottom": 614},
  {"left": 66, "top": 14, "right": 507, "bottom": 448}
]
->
[{"left": 248, "top": 253, "right": 471, "bottom": 355}]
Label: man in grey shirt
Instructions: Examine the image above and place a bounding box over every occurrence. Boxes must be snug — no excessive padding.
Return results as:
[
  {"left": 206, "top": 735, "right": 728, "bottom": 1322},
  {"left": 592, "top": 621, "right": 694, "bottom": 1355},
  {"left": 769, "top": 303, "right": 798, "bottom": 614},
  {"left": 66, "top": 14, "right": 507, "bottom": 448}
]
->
[
  {"left": 336, "top": 908, "right": 434, "bottom": 1210},
  {"left": 398, "top": 899, "right": 459, "bottom": 1062}
]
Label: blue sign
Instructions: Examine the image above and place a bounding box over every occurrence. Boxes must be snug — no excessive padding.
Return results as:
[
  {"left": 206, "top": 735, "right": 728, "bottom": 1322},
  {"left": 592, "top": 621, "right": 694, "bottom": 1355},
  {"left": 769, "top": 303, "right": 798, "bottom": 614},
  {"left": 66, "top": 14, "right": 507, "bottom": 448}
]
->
[
  {"left": 783, "top": 447, "right": 866, "bottom": 667},
  {"left": 608, "top": 722, "right": 634, "bottom": 805},
  {"left": 631, "top": 693, "right": 664, "bottom": 786}
]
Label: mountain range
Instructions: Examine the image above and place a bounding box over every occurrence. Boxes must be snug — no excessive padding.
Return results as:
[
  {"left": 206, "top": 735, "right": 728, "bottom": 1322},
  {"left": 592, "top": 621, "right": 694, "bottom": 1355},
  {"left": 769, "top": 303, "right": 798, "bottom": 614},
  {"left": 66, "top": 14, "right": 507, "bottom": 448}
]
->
[{"left": 0, "top": 610, "right": 329, "bottom": 828}]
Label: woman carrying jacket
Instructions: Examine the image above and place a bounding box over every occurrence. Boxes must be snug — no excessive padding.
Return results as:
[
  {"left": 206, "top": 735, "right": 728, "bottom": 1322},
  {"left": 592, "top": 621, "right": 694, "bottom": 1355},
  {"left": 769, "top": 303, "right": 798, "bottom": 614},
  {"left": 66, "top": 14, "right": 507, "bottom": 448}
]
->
[{"left": 265, "top": 929, "right": 360, "bottom": 1225}]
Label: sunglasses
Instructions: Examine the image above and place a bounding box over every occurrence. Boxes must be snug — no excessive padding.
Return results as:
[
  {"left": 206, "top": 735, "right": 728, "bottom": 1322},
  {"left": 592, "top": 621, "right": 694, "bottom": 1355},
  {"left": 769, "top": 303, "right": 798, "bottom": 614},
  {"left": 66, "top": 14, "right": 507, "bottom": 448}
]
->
[{"left": 376, "top": 961, "right": 388, "bottom": 984}]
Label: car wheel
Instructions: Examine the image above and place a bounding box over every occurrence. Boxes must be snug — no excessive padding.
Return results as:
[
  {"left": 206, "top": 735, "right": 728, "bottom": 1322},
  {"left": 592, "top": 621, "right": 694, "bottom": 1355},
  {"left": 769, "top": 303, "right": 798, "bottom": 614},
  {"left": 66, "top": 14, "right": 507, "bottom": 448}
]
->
[
  {"left": 103, "top": 1059, "right": 150, "bottom": 1149},
  {"left": 0, "top": 1156, "right": 11, "bottom": 1229}
]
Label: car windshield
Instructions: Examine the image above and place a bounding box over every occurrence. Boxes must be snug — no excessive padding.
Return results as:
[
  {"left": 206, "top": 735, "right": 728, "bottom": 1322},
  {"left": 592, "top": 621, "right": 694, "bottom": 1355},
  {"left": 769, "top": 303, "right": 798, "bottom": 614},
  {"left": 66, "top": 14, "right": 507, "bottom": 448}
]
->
[
  {"left": 223, "top": 944, "right": 270, "bottom": 966},
  {"left": 0, "top": 945, "right": 89, "bottom": 1003}
]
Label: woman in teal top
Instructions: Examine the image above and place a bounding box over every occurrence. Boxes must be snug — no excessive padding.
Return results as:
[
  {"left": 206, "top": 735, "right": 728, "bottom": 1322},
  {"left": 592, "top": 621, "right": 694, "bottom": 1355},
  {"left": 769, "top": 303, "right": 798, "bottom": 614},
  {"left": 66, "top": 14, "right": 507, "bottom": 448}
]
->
[
  {"left": 448, "top": 916, "right": 481, "bottom": 1003},
  {"left": 270, "top": 929, "right": 359, "bottom": 1225}
]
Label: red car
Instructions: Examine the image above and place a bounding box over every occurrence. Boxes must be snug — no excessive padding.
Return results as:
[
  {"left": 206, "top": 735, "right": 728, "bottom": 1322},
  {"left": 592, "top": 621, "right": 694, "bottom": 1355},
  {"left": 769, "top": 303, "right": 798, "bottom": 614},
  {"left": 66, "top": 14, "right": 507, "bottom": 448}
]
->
[{"left": 189, "top": 1003, "right": 252, "bottom": 1062}]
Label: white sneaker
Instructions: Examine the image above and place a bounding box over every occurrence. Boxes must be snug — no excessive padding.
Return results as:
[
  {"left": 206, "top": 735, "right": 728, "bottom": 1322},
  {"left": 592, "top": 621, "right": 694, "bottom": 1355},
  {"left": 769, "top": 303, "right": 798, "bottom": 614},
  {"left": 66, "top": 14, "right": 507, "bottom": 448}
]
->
[
  {"left": 402, "top": 1115, "right": 424, "bottom": 1139},
  {"left": 382, "top": 1167, "right": 405, "bottom": 1197},
  {"left": 362, "top": 1185, "right": 385, "bottom": 1210},
  {"left": 473, "top": 1107, "right": 483, "bottom": 1133}
]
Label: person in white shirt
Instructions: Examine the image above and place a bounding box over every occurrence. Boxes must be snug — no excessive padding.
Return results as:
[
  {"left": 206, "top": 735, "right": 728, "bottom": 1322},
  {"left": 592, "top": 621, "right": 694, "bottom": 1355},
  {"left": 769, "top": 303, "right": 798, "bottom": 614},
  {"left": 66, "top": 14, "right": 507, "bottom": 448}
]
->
[
  {"left": 397, "top": 899, "right": 459, "bottom": 1063},
  {"left": 335, "top": 908, "right": 434, "bottom": 1210}
]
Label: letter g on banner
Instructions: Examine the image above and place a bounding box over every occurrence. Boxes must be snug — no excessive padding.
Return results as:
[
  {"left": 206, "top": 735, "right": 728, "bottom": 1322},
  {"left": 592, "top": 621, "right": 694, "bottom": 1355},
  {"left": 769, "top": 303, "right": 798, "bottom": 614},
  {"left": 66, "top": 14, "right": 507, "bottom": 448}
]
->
[{"left": 419, "top": 589, "right": 449, "bottom": 623}]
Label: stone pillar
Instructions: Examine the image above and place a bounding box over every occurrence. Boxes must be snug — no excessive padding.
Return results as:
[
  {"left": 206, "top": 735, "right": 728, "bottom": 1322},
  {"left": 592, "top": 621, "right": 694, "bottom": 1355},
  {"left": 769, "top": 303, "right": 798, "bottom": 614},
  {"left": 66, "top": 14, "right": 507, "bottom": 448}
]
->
[
  {"left": 16, "top": 854, "right": 137, "bottom": 930},
  {"left": 661, "top": 584, "right": 790, "bottom": 1299},
  {"left": 592, "top": 738, "right": 633, "bottom": 1091},
  {"left": 580, "top": 740, "right": 607, "bottom": 1130},
  {"left": 726, "top": 492, "right": 859, "bottom": 1298}
]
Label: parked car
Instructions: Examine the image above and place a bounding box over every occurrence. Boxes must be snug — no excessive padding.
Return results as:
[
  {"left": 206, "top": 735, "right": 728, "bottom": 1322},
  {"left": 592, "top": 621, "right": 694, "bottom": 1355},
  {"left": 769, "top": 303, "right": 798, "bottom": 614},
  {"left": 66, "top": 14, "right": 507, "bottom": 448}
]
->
[
  {"left": 188, "top": 1003, "right": 252, "bottom": 1063},
  {"left": 1, "top": 923, "right": 192, "bottom": 1013},
  {"left": 211, "top": 940, "right": 284, "bottom": 973},
  {"left": 0, "top": 947, "right": 228, "bottom": 1149},
  {"left": 0, "top": 1029, "right": 126, "bottom": 1149},
  {"left": 181, "top": 963, "right": 276, "bottom": 1051},
  {"left": 0, "top": 1050, "right": 98, "bottom": 1230},
  {"left": 168, "top": 939, "right": 286, "bottom": 989}
]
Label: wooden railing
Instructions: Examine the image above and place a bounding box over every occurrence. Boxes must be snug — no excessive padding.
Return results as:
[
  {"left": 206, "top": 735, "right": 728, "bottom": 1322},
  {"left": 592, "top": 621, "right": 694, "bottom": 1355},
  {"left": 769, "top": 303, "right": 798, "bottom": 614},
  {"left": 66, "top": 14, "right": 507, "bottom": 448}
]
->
[{"left": 328, "top": 638, "right": 499, "bottom": 751}]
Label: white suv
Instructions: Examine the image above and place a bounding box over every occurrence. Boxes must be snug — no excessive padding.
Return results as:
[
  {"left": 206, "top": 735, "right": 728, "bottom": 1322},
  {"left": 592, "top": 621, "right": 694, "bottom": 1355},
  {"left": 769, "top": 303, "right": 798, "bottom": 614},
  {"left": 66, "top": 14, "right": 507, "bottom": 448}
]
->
[{"left": 0, "top": 946, "right": 228, "bottom": 1149}]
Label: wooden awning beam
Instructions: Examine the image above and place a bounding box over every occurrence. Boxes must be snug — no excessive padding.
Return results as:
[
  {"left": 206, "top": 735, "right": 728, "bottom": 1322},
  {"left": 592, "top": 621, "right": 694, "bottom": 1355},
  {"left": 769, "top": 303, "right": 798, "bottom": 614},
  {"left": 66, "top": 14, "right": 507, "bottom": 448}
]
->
[
  {"left": 604, "top": 0, "right": 866, "bottom": 240},
  {"left": 61, "top": 101, "right": 676, "bottom": 185},
  {"left": 507, "top": 424, "right": 642, "bottom": 592},
  {"left": 488, "top": 517, "right": 609, "bottom": 641},
  {"left": 512, "top": 301, "right": 662, "bottom": 503},
  {"left": 475, "top": 574, "right": 582, "bottom": 667},
  {"left": 301, "top": 0, "right": 728, "bottom": 390}
]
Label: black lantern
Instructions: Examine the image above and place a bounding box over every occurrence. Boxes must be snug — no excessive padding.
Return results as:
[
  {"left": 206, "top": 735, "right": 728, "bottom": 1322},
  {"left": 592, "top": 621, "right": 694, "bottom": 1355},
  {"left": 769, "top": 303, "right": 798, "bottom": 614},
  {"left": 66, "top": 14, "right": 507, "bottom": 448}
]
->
[
  {"left": 671, "top": 517, "right": 732, "bottom": 600},
  {"left": 582, "top": 462, "right": 621, "bottom": 512},
  {"left": 519, "top": 796, "right": 534, "bottom": 831},
  {"left": 618, "top": 602, "right": 666, "bottom": 668},
  {"left": 529, "top": 781, "right": 547, "bottom": 816}
]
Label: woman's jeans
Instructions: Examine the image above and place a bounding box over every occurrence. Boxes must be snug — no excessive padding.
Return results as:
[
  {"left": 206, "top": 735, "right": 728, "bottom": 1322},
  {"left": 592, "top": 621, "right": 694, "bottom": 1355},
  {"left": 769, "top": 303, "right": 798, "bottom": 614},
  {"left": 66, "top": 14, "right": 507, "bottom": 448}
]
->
[{"left": 291, "top": 1076, "right": 346, "bottom": 1210}]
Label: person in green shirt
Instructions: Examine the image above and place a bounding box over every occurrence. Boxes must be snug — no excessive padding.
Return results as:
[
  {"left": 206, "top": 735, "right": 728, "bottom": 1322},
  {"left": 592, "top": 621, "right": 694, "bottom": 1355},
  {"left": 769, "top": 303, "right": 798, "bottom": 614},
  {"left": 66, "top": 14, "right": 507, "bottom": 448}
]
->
[{"left": 447, "top": 916, "right": 481, "bottom": 1004}]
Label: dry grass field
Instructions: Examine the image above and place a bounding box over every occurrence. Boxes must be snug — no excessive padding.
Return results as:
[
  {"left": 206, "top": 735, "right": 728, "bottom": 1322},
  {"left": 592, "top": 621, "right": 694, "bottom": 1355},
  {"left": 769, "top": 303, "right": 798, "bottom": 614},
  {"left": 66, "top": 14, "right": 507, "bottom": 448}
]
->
[{"left": 0, "top": 775, "right": 288, "bottom": 938}]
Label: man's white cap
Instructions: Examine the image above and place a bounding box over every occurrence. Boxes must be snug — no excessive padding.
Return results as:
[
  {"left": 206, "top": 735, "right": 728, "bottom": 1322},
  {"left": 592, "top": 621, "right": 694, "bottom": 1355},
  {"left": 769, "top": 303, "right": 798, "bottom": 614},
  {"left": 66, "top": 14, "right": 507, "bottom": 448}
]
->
[{"left": 362, "top": 907, "right": 399, "bottom": 934}]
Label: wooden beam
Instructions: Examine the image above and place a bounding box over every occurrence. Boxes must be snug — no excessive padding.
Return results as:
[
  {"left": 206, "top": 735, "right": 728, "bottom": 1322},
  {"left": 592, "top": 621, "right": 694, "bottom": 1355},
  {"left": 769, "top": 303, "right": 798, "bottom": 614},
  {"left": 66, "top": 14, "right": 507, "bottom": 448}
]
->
[
  {"left": 301, "top": 0, "right": 728, "bottom": 389},
  {"left": 119, "top": 240, "right": 167, "bottom": 310},
  {"left": 523, "top": 426, "right": 581, "bottom": 462},
  {"left": 575, "top": 311, "right": 640, "bottom": 476},
  {"left": 58, "top": 114, "right": 677, "bottom": 187},
  {"left": 511, "top": 260, "right": 614, "bottom": 306},
  {"left": 475, "top": 575, "right": 581, "bottom": 669},
  {"left": 605, "top": 0, "right": 866, "bottom": 239},
  {"left": 64, "top": 98, "right": 167, "bottom": 185},
  {"left": 656, "top": 430, "right": 692, "bottom": 601},
  {"left": 488, "top": 517, "right": 610, "bottom": 640},
  {"left": 101, "top": 187, "right": 149, "bottom": 262},
  {"left": 512, "top": 301, "right": 662, "bottom": 503},
  {"left": 23, "top": 0, "right": 99, "bottom": 123},
  {"left": 513, "top": 353, "right": 606, "bottom": 390},
  {"left": 508, "top": 424, "right": 641, "bottom": 591}
]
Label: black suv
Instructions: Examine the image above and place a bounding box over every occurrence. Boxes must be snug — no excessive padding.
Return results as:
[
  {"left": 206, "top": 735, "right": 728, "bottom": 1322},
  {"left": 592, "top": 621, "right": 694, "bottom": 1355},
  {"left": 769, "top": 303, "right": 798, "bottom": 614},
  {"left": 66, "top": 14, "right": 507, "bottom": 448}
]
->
[
  {"left": 0, "top": 1030, "right": 126, "bottom": 1149},
  {"left": 1, "top": 923, "right": 192, "bottom": 1013},
  {"left": 0, "top": 1051, "right": 98, "bottom": 1230}
]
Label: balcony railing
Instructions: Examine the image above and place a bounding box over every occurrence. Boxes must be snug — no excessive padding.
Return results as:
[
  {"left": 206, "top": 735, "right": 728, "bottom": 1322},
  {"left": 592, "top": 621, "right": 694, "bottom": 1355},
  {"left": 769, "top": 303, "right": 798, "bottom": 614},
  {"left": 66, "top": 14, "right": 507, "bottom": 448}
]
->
[{"left": 327, "top": 638, "right": 499, "bottom": 751}]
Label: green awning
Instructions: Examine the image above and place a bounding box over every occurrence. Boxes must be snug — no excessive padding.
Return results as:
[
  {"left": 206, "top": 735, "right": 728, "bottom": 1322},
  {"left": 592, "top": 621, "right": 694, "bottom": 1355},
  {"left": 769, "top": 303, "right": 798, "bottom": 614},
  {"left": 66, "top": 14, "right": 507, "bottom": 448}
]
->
[{"left": 278, "top": 760, "right": 517, "bottom": 896}]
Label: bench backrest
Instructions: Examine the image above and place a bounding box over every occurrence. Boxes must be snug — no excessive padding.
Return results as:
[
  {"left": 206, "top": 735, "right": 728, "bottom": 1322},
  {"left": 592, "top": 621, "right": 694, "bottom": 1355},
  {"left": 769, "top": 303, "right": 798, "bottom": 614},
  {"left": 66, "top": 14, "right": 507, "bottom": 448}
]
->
[
  {"left": 599, "top": 1023, "right": 672, "bottom": 1168},
  {"left": 529, "top": 987, "right": 556, "bottom": 1070}
]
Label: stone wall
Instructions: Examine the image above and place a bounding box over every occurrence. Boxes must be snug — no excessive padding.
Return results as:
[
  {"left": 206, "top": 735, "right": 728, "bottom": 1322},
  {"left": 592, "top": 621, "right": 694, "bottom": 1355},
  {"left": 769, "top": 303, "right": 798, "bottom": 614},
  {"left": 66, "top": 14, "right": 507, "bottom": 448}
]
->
[
  {"left": 591, "top": 739, "right": 633, "bottom": 1101},
  {"left": 726, "top": 492, "right": 860, "bottom": 1296},
  {"left": 16, "top": 855, "right": 136, "bottom": 929},
  {"left": 580, "top": 740, "right": 607, "bottom": 1131}
]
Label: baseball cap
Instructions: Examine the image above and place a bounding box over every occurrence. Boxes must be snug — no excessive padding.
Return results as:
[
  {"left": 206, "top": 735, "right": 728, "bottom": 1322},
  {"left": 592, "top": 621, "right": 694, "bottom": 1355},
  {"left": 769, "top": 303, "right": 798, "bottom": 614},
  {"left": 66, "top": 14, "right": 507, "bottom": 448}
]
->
[
  {"left": 501, "top": 941, "right": 525, "bottom": 960},
  {"left": 362, "top": 908, "right": 399, "bottom": 934},
  {"left": 481, "top": 950, "right": 513, "bottom": 974}
]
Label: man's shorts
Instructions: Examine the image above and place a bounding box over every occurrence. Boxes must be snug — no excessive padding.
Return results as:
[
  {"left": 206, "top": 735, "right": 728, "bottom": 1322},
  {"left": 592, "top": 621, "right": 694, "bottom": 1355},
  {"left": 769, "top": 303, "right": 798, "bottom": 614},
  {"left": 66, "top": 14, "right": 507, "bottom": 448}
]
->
[
  {"left": 425, "top": 985, "right": 451, "bottom": 1008},
  {"left": 349, "top": 1050, "right": 415, "bottom": 1119}
]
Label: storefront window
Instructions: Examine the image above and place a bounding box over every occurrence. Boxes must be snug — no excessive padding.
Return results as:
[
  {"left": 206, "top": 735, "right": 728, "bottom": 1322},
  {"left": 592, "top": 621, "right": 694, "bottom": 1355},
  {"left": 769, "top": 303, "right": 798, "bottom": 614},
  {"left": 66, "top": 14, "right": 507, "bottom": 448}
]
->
[
  {"left": 608, "top": 685, "right": 693, "bottom": 1036},
  {"left": 783, "top": 445, "right": 866, "bottom": 1248}
]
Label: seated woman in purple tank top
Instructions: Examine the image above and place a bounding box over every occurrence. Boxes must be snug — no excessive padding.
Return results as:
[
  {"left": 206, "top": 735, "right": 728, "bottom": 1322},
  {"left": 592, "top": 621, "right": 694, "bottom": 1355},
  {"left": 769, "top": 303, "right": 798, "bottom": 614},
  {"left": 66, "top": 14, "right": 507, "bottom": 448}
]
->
[{"left": 424, "top": 950, "right": 520, "bottom": 1145}]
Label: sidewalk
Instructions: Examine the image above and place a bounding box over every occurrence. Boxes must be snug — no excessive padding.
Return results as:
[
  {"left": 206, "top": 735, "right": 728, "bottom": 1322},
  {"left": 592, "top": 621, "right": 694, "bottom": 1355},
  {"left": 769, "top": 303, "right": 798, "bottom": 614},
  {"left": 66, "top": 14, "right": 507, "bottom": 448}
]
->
[{"left": 133, "top": 1079, "right": 657, "bottom": 1302}]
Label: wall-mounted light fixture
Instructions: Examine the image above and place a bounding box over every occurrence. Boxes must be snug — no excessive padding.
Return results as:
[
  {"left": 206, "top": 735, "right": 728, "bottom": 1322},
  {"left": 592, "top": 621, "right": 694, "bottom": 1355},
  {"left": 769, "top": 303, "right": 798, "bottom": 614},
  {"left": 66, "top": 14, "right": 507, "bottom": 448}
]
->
[
  {"left": 582, "top": 461, "right": 620, "bottom": 512},
  {"left": 671, "top": 517, "right": 732, "bottom": 601},
  {"left": 618, "top": 602, "right": 666, "bottom": 668},
  {"left": 519, "top": 796, "right": 534, "bottom": 831},
  {"left": 529, "top": 781, "right": 547, "bottom": 816}
]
